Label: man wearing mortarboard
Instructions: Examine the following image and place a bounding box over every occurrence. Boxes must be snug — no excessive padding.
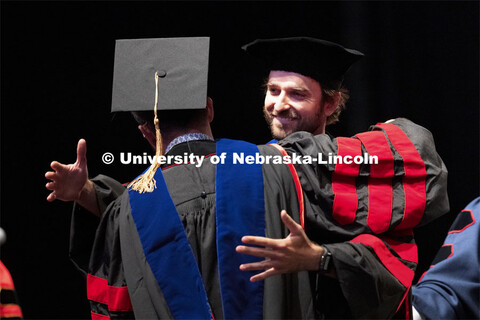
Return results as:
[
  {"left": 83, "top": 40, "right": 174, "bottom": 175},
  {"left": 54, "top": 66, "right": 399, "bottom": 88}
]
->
[{"left": 46, "top": 37, "right": 449, "bottom": 319}]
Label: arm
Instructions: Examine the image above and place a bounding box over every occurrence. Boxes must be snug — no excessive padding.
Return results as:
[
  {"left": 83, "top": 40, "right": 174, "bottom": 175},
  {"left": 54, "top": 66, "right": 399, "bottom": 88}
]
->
[
  {"left": 236, "top": 210, "right": 409, "bottom": 318},
  {"left": 239, "top": 118, "right": 448, "bottom": 318},
  {"left": 49, "top": 140, "right": 127, "bottom": 276},
  {"left": 75, "top": 194, "right": 135, "bottom": 318},
  {"left": 236, "top": 210, "right": 334, "bottom": 281},
  {"left": 238, "top": 211, "right": 416, "bottom": 318}
]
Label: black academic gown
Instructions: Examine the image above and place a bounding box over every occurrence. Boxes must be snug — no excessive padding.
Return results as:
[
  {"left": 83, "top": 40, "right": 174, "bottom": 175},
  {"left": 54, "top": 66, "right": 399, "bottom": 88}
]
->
[
  {"left": 279, "top": 118, "right": 449, "bottom": 318},
  {"left": 70, "top": 118, "right": 449, "bottom": 319},
  {"left": 71, "top": 140, "right": 311, "bottom": 319}
]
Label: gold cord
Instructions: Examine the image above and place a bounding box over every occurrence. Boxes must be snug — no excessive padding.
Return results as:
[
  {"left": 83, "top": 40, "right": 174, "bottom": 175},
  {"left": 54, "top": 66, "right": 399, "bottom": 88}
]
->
[{"left": 128, "top": 72, "right": 163, "bottom": 193}]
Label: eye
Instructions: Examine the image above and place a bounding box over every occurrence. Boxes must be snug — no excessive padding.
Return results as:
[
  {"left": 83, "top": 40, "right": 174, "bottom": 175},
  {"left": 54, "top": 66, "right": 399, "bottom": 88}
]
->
[
  {"left": 290, "top": 90, "right": 307, "bottom": 100},
  {"left": 268, "top": 87, "right": 280, "bottom": 96}
]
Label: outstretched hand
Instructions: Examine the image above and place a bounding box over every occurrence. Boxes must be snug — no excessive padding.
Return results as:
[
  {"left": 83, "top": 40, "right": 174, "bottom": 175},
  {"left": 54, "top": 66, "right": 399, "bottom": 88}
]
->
[
  {"left": 45, "top": 139, "right": 88, "bottom": 202},
  {"left": 236, "top": 210, "right": 323, "bottom": 282}
]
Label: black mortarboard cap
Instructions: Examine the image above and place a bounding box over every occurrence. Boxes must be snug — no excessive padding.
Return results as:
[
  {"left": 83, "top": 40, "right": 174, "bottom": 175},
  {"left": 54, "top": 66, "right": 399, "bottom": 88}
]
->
[
  {"left": 242, "top": 37, "right": 363, "bottom": 90},
  {"left": 111, "top": 37, "right": 209, "bottom": 112}
]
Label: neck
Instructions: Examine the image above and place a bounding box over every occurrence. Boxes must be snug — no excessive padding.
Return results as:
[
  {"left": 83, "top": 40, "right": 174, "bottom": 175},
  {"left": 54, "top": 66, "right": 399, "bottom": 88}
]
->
[
  {"left": 160, "top": 128, "right": 213, "bottom": 154},
  {"left": 312, "top": 126, "right": 326, "bottom": 135}
]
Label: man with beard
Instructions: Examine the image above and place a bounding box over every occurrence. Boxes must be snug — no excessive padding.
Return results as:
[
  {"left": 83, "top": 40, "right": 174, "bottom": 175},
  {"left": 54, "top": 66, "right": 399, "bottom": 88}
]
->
[
  {"left": 237, "top": 37, "right": 449, "bottom": 317},
  {"left": 243, "top": 37, "right": 359, "bottom": 141}
]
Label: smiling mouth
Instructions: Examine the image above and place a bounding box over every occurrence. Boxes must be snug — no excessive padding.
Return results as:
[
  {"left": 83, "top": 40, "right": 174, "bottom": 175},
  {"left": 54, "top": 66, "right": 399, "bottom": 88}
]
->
[{"left": 274, "top": 116, "right": 297, "bottom": 125}]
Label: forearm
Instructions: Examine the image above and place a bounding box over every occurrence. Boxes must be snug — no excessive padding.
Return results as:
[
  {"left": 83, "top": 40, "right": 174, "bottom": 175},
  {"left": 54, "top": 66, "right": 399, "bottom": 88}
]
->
[
  {"left": 75, "top": 179, "right": 100, "bottom": 217},
  {"left": 75, "top": 175, "right": 126, "bottom": 218}
]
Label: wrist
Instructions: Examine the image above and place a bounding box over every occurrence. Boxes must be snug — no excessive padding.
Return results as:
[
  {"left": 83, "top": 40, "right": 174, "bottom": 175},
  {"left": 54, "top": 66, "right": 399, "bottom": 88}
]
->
[
  {"left": 76, "top": 179, "right": 93, "bottom": 202},
  {"left": 308, "top": 243, "right": 324, "bottom": 271},
  {"left": 76, "top": 179, "right": 101, "bottom": 217},
  {"left": 318, "top": 246, "right": 332, "bottom": 273}
]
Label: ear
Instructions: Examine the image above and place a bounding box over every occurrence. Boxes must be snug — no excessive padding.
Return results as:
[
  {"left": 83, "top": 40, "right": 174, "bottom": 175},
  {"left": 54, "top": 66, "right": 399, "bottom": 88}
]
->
[
  {"left": 138, "top": 123, "right": 157, "bottom": 150},
  {"left": 206, "top": 97, "right": 214, "bottom": 123},
  {"left": 323, "top": 92, "right": 341, "bottom": 117}
]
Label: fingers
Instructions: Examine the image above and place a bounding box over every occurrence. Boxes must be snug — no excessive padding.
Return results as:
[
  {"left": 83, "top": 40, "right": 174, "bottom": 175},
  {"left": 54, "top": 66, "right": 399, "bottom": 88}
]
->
[
  {"left": 46, "top": 191, "right": 56, "bottom": 202},
  {"left": 45, "top": 169, "right": 58, "bottom": 201},
  {"left": 249, "top": 268, "right": 279, "bottom": 282},
  {"left": 240, "top": 212, "right": 301, "bottom": 248},
  {"left": 239, "top": 261, "right": 281, "bottom": 282},
  {"left": 280, "top": 210, "right": 302, "bottom": 234},
  {"left": 239, "top": 259, "right": 271, "bottom": 271},
  {"left": 50, "top": 161, "right": 67, "bottom": 172},
  {"left": 76, "top": 139, "right": 87, "bottom": 167},
  {"left": 236, "top": 245, "right": 281, "bottom": 259},
  {"left": 241, "top": 235, "right": 280, "bottom": 248},
  {"left": 45, "top": 181, "right": 55, "bottom": 191},
  {"left": 45, "top": 171, "right": 56, "bottom": 180}
]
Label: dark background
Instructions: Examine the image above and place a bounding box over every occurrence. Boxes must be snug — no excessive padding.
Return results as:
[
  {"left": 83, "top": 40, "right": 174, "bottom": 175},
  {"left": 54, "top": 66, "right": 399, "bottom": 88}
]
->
[{"left": 1, "top": 1, "right": 478, "bottom": 318}]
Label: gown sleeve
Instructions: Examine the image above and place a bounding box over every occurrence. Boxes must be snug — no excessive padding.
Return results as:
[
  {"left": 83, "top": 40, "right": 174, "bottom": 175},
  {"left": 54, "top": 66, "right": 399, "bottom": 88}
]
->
[
  {"left": 79, "top": 193, "right": 135, "bottom": 319},
  {"left": 69, "top": 175, "right": 126, "bottom": 275},
  {"left": 73, "top": 189, "right": 162, "bottom": 319},
  {"left": 279, "top": 118, "right": 449, "bottom": 318}
]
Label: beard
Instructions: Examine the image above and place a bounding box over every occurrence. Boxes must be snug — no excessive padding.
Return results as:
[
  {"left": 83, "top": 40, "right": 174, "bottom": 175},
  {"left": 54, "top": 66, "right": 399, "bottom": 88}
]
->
[
  {"left": 264, "top": 108, "right": 297, "bottom": 140},
  {"left": 263, "top": 105, "right": 323, "bottom": 140}
]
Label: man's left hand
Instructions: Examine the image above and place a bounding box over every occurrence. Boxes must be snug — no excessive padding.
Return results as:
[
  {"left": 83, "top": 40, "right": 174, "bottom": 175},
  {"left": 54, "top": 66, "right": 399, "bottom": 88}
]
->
[{"left": 236, "top": 210, "right": 323, "bottom": 282}]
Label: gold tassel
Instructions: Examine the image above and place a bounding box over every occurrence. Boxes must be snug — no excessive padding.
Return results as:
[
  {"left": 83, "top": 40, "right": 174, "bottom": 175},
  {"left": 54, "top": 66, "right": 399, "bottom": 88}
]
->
[{"left": 128, "top": 72, "right": 164, "bottom": 193}]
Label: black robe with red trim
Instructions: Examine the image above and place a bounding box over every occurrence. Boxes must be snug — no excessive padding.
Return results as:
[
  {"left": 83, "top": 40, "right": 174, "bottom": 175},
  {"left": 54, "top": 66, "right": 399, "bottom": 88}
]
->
[
  {"left": 278, "top": 118, "right": 449, "bottom": 318},
  {"left": 70, "top": 118, "right": 449, "bottom": 319}
]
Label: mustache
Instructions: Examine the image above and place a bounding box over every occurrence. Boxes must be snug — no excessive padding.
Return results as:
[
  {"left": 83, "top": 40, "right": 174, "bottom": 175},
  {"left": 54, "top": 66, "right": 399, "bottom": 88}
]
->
[{"left": 269, "top": 109, "right": 299, "bottom": 119}]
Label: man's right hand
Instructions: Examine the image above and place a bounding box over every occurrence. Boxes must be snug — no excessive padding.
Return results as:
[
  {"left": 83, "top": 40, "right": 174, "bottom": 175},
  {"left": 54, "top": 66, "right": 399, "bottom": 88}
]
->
[
  {"left": 45, "top": 139, "right": 88, "bottom": 202},
  {"left": 45, "top": 139, "right": 100, "bottom": 216}
]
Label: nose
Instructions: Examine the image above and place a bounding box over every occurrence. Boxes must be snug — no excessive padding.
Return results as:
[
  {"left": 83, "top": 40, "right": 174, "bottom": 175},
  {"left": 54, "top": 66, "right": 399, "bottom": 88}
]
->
[{"left": 273, "top": 91, "right": 290, "bottom": 113}]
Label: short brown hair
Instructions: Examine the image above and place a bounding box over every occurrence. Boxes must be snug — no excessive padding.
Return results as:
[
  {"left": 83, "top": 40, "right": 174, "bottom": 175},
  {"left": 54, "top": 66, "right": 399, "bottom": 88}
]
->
[{"left": 323, "top": 86, "right": 349, "bottom": 125}]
